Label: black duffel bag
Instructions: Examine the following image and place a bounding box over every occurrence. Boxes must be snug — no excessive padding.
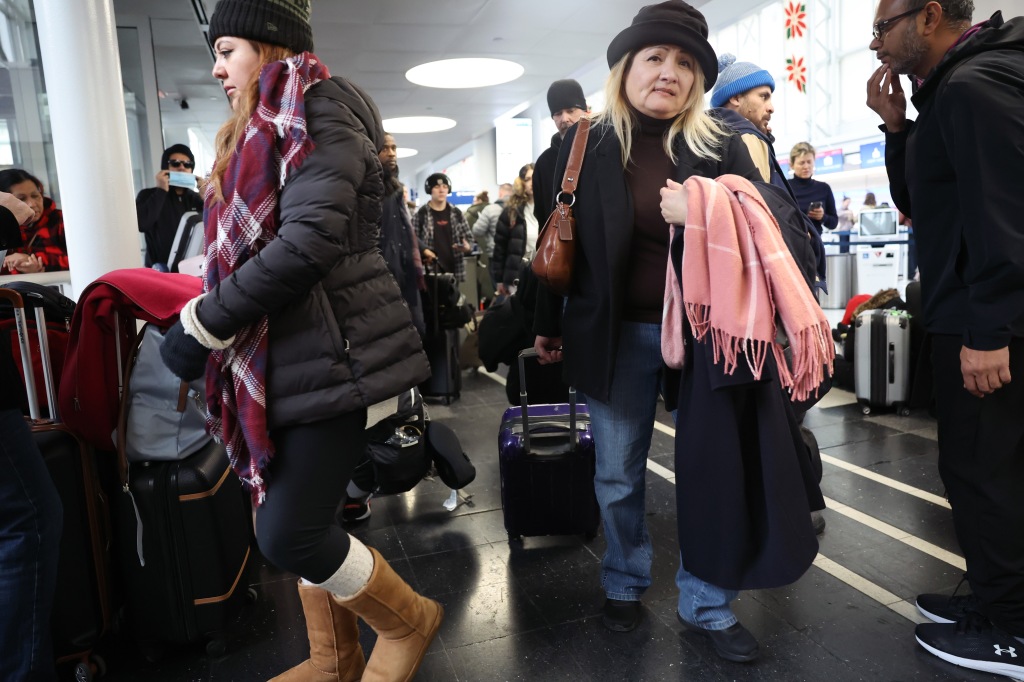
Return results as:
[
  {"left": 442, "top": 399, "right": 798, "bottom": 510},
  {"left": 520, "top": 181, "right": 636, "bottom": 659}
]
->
[{"left": 356, "top": 392, "right": 429, "bottom": 495}]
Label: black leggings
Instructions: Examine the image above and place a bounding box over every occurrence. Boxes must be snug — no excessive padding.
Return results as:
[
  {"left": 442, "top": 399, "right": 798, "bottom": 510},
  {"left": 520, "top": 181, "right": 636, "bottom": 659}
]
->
[{"left": 254, "top": 409, "right": 367, "bottom": 584}]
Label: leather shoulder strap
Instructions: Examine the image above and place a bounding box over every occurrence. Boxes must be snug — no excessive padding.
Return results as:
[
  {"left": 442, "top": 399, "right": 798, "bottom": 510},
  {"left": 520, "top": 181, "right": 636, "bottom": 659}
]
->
[{"left": 559, "top": 117, "right": 591, "bottom": 196}]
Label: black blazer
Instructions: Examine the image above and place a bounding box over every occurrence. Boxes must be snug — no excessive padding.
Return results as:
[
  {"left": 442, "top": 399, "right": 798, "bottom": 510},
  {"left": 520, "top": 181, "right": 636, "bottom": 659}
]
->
[{"left": 534, "top": 121, "right": 761, "bottom": 403}]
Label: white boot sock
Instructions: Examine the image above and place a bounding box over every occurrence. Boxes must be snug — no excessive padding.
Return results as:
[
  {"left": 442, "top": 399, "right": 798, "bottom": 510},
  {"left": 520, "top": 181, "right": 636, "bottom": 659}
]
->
[{"left": 314, "top": 536, "right": 375, "bottom": 599}]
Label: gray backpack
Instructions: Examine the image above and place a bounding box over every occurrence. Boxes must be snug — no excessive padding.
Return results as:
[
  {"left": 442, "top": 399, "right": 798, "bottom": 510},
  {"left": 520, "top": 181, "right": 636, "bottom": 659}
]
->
[{"left": 116, "top": 323, "right": 211, "bottom": 462}]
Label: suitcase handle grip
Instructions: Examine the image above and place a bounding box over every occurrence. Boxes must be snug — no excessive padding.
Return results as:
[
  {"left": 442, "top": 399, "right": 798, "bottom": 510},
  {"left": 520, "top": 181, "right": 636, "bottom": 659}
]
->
[
  {"left": 0, "top": 288, "right": 59, "bottom": 421},
  {"left": 518, "top": 348, "right": 576, "bottom": 453}
]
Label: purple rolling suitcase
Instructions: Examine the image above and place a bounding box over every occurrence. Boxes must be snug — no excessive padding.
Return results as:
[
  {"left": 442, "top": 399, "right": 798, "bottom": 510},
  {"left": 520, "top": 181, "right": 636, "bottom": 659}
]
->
[{"left": 498, "top": 349, "right": 599, "bottom": 541}]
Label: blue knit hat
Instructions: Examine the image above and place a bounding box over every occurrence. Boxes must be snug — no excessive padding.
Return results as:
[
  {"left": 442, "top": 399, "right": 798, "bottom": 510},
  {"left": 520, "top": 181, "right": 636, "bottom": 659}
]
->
[{"left": 710, "top": 54, "right": 775, "bottom": 108}]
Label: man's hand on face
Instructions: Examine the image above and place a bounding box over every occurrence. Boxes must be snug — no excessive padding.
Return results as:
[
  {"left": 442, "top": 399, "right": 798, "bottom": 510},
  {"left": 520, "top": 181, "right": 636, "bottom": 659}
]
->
[
  {"left": 866, "top": 65, "right": 908, "bottom": 133},
  {"left": 155, "top": 170, "right": 171, "bottom": 192}
]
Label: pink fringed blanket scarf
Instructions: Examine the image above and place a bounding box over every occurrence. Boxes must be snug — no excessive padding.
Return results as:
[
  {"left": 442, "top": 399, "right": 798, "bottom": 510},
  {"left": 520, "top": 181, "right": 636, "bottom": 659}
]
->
[
  {"left": 662, "top": 175, "right": 833, "bottom": 402},
  {"left": 203, "top": 52, "right": 330, "bottom": 505}
]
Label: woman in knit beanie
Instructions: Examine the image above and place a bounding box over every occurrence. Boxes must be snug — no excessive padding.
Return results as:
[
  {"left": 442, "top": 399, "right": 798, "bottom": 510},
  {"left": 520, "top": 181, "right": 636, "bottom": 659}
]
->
[
  {"left": 158, "top": 1, "right": 441, "bottom": 680},
  {"left": 533, "top": 0, "right": 823, "bottom": 664}
]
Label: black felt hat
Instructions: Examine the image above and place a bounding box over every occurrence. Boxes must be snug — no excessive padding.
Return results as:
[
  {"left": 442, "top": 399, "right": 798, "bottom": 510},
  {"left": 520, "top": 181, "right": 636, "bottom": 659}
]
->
[
  {"left": 208, "top": 0, "right": 314, "bottom": 54},
  {"left": 606, "top": 0, "right": 718, "bottom": 91}
]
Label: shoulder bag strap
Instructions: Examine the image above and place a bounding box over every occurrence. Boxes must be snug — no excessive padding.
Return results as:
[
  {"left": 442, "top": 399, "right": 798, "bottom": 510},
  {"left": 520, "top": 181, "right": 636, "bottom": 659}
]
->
[{"left": 559, "top": 117, "right": 591, "bottom": 198}]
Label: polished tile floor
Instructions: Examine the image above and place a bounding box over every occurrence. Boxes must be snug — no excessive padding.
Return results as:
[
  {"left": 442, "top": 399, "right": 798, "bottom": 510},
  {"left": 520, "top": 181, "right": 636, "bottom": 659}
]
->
[{"left": 99, "top": 369, "right": 1004, "bottom": 681}]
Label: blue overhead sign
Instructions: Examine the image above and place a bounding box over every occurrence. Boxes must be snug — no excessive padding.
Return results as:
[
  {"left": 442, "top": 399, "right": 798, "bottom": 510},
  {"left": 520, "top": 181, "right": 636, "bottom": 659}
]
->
[
  {"left": 860, "top": 141, "right": 886, "bottom": 168},
  {"left": 814, "top": 148, "right": 844, "bottom": 174}
]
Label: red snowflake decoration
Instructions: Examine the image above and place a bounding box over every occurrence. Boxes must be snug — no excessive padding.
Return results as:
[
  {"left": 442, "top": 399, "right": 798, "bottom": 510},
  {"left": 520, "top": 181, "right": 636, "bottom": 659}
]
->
[
  {"left": 785, "top": 1, "right": 807, "bottom": 39},
  {"left": 786, "top": 56, "right": 808, "bottom": 93}
]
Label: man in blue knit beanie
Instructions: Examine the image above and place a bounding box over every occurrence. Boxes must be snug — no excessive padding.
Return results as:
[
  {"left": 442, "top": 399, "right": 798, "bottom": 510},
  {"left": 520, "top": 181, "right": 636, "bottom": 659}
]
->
[{"left": 710, "top": 54, "right": 777, "bottom": 178}]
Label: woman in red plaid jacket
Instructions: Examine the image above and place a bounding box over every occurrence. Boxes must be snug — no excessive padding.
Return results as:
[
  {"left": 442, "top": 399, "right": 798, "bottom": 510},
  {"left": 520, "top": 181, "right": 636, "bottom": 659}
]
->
[{"left": 0, "top": 169, "right": 68, "bottom": 274}]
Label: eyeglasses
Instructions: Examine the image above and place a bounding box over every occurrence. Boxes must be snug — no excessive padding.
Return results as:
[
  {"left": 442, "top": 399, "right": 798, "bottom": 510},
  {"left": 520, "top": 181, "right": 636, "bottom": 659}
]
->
[
  {"left": 168, "top": 159, "right": 194, "bottom": 169},
  {"left": 872, "top": 5, "right": 925, "bottom": 41}
]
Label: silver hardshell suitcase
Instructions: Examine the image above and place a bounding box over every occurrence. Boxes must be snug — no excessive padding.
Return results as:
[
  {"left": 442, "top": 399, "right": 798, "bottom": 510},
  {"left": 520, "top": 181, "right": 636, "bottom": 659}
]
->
[{"left": 854, "top": 309, "right": 911, "bottom": 415}]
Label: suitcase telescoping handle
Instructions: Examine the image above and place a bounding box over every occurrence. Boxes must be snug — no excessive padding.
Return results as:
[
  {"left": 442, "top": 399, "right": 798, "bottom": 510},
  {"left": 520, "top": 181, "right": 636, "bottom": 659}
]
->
[
  {"left": 0, "top": 288, "right": 60, "bottom": 421},
  {"left": 517, "top": 347, "right": 577, "bottom": 454}
]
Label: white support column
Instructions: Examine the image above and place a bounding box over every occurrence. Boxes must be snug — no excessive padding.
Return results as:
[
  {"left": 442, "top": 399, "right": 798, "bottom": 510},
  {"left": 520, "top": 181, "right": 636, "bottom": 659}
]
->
[{"left": 34, "top": 0, "right": 142, "bottom": 299}]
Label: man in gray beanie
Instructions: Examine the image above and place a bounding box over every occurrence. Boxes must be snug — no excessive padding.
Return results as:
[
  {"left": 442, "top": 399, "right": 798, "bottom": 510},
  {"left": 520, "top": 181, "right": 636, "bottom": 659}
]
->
[{"left": 532, "top": 79, "right": 590, "bottom": 226}]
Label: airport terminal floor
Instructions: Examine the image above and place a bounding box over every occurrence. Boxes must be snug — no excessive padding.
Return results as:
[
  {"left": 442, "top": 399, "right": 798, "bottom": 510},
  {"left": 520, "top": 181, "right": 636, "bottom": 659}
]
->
[{"left": 99, "top": 368, "right": 1000, "bottom": 682}]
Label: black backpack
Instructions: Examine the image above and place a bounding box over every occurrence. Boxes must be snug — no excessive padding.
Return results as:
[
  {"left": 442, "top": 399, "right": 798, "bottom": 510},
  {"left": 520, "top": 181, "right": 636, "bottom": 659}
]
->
[
  {"left": 424, "top": 420, "right": 476, "bottom": 489},
  {"left": 358, "top": 393, "right": 429, "bottom": 496}
]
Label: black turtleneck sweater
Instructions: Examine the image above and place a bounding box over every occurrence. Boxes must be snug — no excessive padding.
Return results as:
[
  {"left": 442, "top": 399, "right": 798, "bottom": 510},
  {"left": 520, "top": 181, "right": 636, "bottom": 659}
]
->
[{"left": 624, "top": 113, "right": 675, "bottom": 323}]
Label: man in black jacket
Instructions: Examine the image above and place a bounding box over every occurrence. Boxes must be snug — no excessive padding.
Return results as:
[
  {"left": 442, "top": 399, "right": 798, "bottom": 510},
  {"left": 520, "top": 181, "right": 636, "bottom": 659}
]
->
[
  {"left": 378, "top": 133, "right": 424, "bottom": 337},
  {"left": 532, "top": 79, "right": 589, "bottom": 226},
  {"left": 135, "top": 144, "right": 204, "bottom": 267},
  {"left": 868, "top": 2, "right": 1024, "bottom": 675}
]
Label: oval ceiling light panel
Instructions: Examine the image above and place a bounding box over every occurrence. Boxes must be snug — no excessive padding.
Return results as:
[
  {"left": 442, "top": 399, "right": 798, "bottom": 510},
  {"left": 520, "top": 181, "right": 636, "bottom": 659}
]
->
[
  {"left": 382, "top": 116, "right": 456, "bottom": 134},
  {"left": 405, "top": 58, "right": 524, "bottom": 89},
  {"left": 396, "top": 148, "right": 418, "bottom": 159}
]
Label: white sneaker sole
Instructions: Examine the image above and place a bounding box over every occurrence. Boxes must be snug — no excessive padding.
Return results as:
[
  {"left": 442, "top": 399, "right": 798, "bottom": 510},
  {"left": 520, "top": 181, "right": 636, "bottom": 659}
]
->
[
  {"left": 916, "top": 635, "right": 1024, "bottom": 681},
  {"left": 915, "top": 601, "right": 956, "bottom": 624}
]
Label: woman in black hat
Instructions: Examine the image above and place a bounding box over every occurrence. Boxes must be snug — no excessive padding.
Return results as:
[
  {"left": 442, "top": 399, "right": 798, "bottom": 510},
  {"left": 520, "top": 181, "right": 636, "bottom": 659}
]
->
[
  {"left": 157, "top": 1, "right": 440, "bottom": 680},
  {"left": 534, "top": 0, "right": 764, "bottom": 661}
]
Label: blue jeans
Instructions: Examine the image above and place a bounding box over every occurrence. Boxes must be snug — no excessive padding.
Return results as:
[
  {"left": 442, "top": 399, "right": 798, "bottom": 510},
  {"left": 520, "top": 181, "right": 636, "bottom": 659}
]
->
[
  {"left": 0, "top": 409, "right": 62, "bottom": 681},
  {"left": 585, "top": 322, "right": 738, "bottom": 629}
]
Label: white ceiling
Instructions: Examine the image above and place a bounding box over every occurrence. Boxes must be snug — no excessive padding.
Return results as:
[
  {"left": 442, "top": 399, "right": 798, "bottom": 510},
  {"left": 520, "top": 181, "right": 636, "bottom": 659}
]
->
[{"left": 114, "top": 0, "right": 770, "bottom": 174}]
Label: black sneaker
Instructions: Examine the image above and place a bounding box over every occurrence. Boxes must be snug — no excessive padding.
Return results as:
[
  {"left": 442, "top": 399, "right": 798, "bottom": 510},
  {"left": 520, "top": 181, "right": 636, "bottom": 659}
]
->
[
  {"left": 601, "top": 598, "right": 641, "bottom": 632},
  {"left": 678, "top": 613, "right": 759, "bottom": 662},
  {"left": 916, "top": 613, "right": 1024, "bottom": 681},
  {"left": 341, "top": 497, "right": 371, "bottom": 525},
  {"left": 917, "top": 592, "right": 980, "bottom": 624}
]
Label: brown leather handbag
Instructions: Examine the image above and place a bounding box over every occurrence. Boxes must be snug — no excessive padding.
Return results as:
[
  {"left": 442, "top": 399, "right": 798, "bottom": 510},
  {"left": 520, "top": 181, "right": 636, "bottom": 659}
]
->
[{"left": 531, "top": 117, "right": 591, "bottom": 296}]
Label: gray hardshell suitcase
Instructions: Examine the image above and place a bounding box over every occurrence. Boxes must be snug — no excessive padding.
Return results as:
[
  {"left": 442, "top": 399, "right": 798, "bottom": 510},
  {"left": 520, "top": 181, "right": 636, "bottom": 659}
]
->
[{"left": 854, "top": 309, "right": 911, "bottom": 415}]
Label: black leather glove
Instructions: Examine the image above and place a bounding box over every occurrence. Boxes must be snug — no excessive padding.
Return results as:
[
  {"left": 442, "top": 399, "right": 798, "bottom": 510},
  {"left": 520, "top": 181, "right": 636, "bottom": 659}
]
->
[{"left": 160, "top": 320, "right": 211, "bottom": 381}]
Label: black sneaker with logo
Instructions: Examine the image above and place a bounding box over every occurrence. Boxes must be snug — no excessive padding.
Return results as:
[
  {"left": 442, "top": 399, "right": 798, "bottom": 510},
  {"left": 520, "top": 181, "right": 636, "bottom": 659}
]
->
[
  {"left": 916, "top": 613, "right": 1024, "bottom": 681},
  {"left": 917, "top": 591, "right": 981, "bottom": 623}
]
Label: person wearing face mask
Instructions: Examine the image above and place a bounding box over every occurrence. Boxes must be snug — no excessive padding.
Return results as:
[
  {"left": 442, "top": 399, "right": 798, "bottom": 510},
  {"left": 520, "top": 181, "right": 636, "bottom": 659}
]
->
[
  {"left": 532, "top": 79, "right": 590, "bottom": 225},
  {"left": 135, "top": 144, "right": 205, "bottom": 268},
  {"left": 0, "top": 169, "right": 68, "bottom": 274},
  {"left": 788, "top": 141, "right": 838, "bottom": 234},
  {"left": 155, "top": 1, "right": 439, "bottom": 680},
  {"left": 533, "top": 0, "right": 824, "bottom": 661}
]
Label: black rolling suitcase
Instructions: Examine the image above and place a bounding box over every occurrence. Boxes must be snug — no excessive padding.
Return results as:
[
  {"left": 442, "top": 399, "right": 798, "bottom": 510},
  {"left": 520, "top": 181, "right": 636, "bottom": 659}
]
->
[
  {"left": 497, "top": 349, "right": 599, "bottom": 540},
  {"left": 420, "top": 327, "right": 461, "bottom": 404},
  {"left": 0, "top": 288, "right": 112, "bottom": 680},
  {"left": 111, "top": 318, "right": 253, "bottom": 658}
]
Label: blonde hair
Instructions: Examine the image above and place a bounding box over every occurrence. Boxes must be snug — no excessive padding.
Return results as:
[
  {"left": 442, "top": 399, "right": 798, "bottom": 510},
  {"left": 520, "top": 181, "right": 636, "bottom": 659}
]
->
[
  {"left": 209, "top": 41, "right": 296, "bottom": 202},
  {"left": 506, "top": 163, "right": 534, "bottom": 216},
  {"left": 789, "top": 141, "right": 816, "bottom": 166},
  {"left": 594, "top": 51, "right": 728, "bottom": 168}
]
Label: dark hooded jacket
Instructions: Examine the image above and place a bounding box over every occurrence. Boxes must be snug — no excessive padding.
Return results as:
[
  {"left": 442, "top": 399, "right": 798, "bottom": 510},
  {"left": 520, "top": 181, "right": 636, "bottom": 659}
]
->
[
  {"left": 884, "top": 11, "right": 1024, "bottom": 349},
  {"left": 532, "top": 132, "right": 563, "bottom": 226},
  {"left": 197, "top": 76, "right": 430, "bottom": 428}
]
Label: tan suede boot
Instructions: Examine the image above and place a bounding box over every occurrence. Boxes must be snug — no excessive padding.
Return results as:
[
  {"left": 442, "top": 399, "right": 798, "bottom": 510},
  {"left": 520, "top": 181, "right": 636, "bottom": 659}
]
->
[
  {"left": 333, "top": 548, "right": 443, "bottom": 682},
  {"left": 269, "top": 581, "right": 366, "bottom": 682}
]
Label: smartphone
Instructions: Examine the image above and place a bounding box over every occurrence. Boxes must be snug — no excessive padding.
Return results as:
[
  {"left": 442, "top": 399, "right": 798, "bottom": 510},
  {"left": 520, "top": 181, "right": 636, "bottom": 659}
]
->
[
  {"left": 809, "top": 201, "right": 823, "bottom": 211},
  {"left": 168, "top": 171, "right": 197, "bottom": 190}
]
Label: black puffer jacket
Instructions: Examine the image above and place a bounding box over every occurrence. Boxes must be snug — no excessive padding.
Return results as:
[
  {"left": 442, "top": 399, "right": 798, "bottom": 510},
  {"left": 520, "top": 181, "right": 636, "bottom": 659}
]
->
[
  {"left": 491, "top": 204, "right": 529, "bottom": 288},
  {"left": 198, "top": 76, "right": 430, "bottom": 428}
]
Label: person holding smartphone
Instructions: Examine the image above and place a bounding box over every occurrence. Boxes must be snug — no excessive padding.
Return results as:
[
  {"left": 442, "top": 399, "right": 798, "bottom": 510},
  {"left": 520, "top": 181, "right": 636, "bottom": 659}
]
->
[
  {"left": 788, "top": 141, "right": 838, "bottom": 234},
  {"left": 135, "top": 143, "right": 204, "bottom": 268}
]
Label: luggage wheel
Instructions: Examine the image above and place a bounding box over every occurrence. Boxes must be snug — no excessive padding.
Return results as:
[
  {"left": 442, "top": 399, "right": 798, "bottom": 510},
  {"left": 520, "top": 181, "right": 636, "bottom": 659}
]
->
[
  {"left": 247, "top": 586, "right": 259, "bottom": 603},
  {"left": 206, "top": 636, "right": 228, "bottom": 658},
  {"left": 861, "top": 405, "right": 872, "bottom": 415},
  {"left": 898, "top": 405, "right": 911, "bottom": 417},
  {"left": 74, "top": 655, "right": 106, "bottom": 681},
  {"left": 507, "top": 533, "right": 522, "bottom": 543}
]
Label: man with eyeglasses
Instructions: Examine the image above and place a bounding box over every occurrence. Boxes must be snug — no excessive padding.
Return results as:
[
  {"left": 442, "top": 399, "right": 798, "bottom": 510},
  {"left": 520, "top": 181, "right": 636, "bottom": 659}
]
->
[
  {"left": 867, "top": 2, "right": 1024, "bottom": 678},
  {"left": 135, "top": 143, "right": 204, "bottom": 267}
]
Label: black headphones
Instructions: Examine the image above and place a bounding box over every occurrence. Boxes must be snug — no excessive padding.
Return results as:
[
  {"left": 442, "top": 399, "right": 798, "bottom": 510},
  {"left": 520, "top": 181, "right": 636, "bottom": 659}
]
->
[{"left": 424, "top": 172, "right": 452, "bottom": 195}]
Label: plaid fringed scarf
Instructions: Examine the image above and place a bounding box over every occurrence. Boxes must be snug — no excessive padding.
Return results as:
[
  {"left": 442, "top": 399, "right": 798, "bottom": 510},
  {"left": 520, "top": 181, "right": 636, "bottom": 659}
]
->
[
  {"left": 202, "top": 52, "right": 330, "bottom": 505},
  {"left": 662, "top": 175, "right": 834, "bottom": 403}
]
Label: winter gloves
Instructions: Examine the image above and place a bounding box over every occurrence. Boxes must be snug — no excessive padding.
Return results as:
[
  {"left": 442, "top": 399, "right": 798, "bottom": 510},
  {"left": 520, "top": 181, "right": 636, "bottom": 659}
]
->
[{"left": 160, "top": 320, "right": 211, "bottom": 381}]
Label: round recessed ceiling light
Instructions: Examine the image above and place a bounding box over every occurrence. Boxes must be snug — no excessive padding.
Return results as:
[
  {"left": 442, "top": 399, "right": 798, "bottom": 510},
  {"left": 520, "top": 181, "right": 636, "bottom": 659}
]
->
[
  {"left": 382, "top": 116, "right": 456, "bottom": 134},
  {"left": 396, "top": 148, "right": 418, "bottom": 159},
  {"left": 405, "top": 58, "right": 524, "bottom": 89}
]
